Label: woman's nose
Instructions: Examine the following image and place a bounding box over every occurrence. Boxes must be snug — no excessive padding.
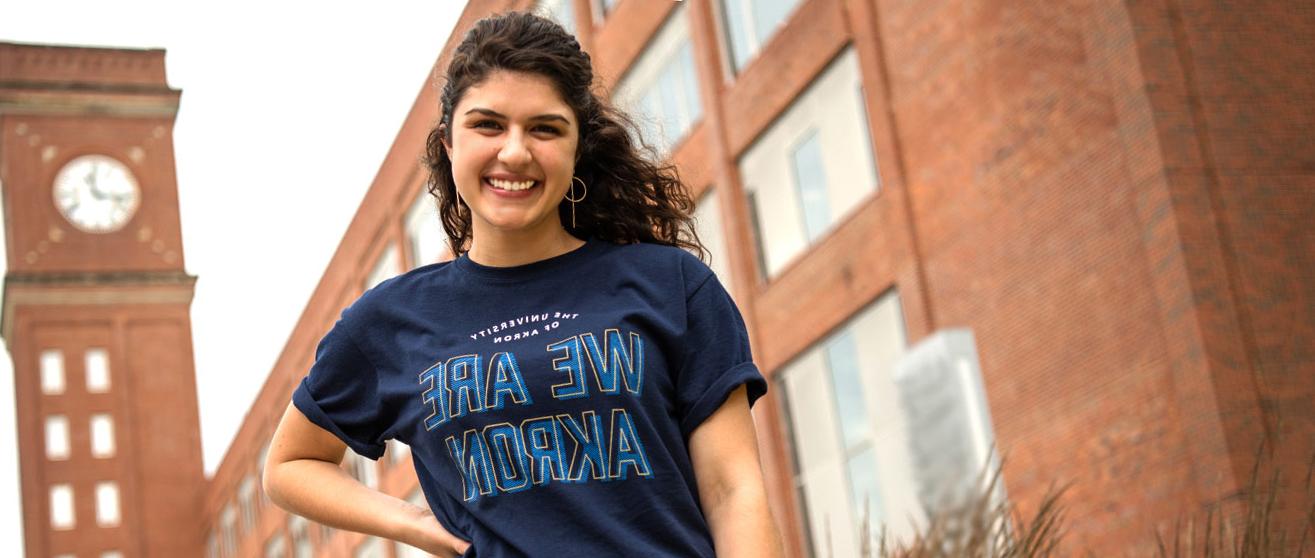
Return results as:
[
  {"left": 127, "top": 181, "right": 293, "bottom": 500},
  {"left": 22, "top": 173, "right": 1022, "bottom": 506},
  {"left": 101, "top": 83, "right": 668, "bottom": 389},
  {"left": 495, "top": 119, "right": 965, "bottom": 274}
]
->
[{"left": 497, "top": 129, "right": 533, "bottom": 166}]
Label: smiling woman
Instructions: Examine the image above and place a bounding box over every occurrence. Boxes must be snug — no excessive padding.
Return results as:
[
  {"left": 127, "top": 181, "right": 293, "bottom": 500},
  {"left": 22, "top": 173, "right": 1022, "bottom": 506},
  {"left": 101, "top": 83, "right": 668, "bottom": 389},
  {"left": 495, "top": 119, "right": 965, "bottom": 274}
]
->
[
  {"left": 441, "top": 70, "right": 580, "bottom": 246},
  {"left": 263, "top": 11, "right": 783, "bottom": 558},
  {"left": 424, "top": 11, "right": 712, "bottom": 268}
]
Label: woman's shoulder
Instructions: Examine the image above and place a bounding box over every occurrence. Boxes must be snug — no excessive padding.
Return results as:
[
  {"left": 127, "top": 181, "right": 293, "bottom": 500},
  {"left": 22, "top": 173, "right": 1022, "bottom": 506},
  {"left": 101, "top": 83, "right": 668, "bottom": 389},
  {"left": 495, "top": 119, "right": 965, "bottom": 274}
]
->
[
  {"left": 602, "top": 239, "right": 703, "bottom": 266},
  {"left": 351, "top": 260, "right": 458, "bottom": 312},
  {"left": 601, "top": 240, "right": 716, "bottom": 287}
]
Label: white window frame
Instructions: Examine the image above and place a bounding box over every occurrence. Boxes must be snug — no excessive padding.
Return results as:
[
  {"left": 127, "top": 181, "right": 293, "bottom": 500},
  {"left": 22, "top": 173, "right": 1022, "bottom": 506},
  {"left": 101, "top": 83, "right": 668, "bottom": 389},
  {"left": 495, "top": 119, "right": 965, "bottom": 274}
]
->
[
  {"left": 265, "top": 532, "right": 287, "bottom": 558},
  {"left": 591, "top": 0, "right": 620, "bottom": 24},
  {"left": 777, "top": 290, "right": 923, "bottom": 555},
  {"left": 50, "top": 484, "right": 75, "bottom": 530},
  {"left": 405, "top": 193, "right": 448, "bottom": 269},
  {"left": 716, "top": 0, "right": 804, "bottom": 74},
  {"left": 354, "top": 536, "right": 384, "bottom": 558},
  {"left": 739, "top": 47, "right": 879, "bottom": 278},
  {"left": 220, "top": 503, "right": 238, "bottom": 556},
  {"left": 346, "top": 449, "right": 379, "bottom": 489},
  {"left": 91, "top": 414, "right": 115, "bottom": 458},
  {"left": 289, "top": 514, "right": 313, "bottom": 558},
  {"left": 364, "top": 243, "right": 401, "bottom": 291},
  {"left": 387, "top": 439, "right": 411, "bottom": 466},
  {"left": 692, "top": 188, "right": 734, "bottom": 290},
  {"left": 45, "top": 415, "right": 70, "bottom": 460},
  {"left": 612, "top": 3, "right": 702, "bottom": 158},
  {"left": 40, "top": 349, "right": 65, "bottom": 395},
  {"left": 208, "top": 531, "right": 221, "bottom": 558},
  {"left": 788, "top": 128, "right": 833, "bottom": 242},
  {"left": 95, "top": 481, "right": 120, "bottom": 527},
  {"left": 85, "top": 348, "right": 111, "bottom": 393},
  {"left": 535, "top": 0, "right": 578, "bottom": 35},
  {"left": 258, "top": 440, "right": 272, "bottom": 507},
  {"left": 239, "top": 475, "right": 258, "bottom": 533}
]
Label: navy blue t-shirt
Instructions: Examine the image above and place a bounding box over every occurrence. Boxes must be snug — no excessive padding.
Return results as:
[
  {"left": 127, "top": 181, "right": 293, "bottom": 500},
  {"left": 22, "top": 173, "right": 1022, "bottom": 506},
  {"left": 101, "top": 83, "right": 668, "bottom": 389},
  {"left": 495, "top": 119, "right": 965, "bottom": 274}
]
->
[{"left": 292, "top": 237, "right": 767, "bottom": 557}]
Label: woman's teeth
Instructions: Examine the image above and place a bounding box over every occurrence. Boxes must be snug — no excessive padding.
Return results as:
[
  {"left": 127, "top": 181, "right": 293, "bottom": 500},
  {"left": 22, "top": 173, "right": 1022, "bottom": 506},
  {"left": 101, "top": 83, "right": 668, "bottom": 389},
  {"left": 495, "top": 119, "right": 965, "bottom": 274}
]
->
[{"left": 488, "top": 178, "right": 536, "bottom": 191}]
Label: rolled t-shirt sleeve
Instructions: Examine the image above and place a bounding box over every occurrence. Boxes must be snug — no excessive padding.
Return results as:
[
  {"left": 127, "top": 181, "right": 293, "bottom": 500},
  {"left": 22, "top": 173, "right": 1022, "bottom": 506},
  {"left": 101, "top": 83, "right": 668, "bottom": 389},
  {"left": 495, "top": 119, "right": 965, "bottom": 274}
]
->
[
  {"left": 292, "top": 314, "right": 387, "bottom": 460},
  {"left": 675, "top": 271, "right": 768, "bottom": 439}
]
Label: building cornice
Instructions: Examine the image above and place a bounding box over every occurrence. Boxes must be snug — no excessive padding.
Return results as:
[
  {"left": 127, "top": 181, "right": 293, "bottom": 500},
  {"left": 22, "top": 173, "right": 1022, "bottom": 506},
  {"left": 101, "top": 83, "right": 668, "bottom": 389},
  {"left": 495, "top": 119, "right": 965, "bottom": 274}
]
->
[
  {"left": 0, "top": 270, "right": 198, "bottom": 342},
  {"left": 0, "top": 85, "right": 181, "bottom": 117}
]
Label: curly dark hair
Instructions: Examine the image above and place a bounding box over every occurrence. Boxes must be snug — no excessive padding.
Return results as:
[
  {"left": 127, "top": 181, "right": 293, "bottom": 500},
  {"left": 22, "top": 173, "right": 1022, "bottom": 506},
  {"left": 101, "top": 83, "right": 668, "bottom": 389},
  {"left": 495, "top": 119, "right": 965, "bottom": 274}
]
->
[{"left": 424, "top": 11, "right": 708, "bottom": 262}]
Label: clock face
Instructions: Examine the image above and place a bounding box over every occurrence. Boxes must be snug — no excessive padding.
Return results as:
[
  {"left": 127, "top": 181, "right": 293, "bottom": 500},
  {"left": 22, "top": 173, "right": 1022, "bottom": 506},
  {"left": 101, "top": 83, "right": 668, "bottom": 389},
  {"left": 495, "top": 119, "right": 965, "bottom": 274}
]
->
[{"left": 52, "top": 154, "right": 141, "bottom": 233}]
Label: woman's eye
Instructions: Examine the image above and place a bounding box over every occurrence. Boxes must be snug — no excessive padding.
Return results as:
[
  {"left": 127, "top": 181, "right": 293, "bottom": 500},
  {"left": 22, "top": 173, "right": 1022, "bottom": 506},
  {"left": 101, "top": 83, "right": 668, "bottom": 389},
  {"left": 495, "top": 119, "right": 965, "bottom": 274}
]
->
[{"left": 471, "top": 121, "right": 558, "bottom": 135}]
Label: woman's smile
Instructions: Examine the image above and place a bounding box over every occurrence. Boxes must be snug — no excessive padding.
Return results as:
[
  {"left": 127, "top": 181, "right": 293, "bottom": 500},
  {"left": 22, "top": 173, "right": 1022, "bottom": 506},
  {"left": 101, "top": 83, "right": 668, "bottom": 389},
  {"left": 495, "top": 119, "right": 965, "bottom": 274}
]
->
[{"left": 483, "top": 176, "right": 541, "bottom": 198}]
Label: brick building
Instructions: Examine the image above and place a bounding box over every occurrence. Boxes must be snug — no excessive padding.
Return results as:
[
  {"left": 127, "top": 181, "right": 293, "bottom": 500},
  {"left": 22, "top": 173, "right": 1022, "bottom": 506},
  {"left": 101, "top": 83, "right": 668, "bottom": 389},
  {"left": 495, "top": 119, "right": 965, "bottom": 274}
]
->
[
  {"left": 198, "top": 0, "right": 1315, "bottom": 556},
  {"left": 1, "top": 42, "right": 206, "bottom": 557},
  {"left": 10, "top": 0, "right": 1308, "bottom": 556}
]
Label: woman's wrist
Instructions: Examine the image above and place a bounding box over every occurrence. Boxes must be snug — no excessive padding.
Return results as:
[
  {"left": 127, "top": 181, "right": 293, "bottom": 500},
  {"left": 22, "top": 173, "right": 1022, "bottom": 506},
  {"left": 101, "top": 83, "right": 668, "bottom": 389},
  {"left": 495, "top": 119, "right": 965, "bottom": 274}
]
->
[
  {"left": 396, "top": 504, "right": 466, "bottom": 556},
  {"left": 397, "top": 505, "right": 438, "bottom": 545}
]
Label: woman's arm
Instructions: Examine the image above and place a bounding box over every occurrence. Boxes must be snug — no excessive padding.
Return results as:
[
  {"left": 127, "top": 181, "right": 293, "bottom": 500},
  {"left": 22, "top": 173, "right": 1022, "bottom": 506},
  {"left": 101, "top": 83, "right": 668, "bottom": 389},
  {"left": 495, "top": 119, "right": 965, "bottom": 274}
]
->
[
  {"left": 689, "top": 385, "right": 785, "bottom": 558},
  {"left": 263, "top": 402, "right": 470, "bottom": 557}
]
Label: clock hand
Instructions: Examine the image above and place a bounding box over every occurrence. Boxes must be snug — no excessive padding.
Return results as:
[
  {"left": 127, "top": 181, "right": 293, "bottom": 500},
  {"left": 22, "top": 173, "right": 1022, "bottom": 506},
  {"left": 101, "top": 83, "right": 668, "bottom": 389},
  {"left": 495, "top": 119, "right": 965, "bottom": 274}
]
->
[{"left": 88, "top": 176, "right": 108, "bottom": 201}]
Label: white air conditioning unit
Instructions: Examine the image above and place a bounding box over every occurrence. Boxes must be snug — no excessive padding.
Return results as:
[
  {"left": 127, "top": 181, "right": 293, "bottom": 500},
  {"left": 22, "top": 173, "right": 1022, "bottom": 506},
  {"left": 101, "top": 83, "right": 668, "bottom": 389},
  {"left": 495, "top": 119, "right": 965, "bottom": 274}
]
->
[{"left": 893, "top": 328, "right": 1003, "bottom": 514}]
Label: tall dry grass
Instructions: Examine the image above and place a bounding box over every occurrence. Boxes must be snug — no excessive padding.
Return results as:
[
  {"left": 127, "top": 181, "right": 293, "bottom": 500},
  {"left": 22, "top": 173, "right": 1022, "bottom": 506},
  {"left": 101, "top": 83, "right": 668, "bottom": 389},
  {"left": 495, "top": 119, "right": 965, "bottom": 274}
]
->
[
  {"left": 869, "top": 459, "right": 1068, "bottom": 558},
  {"left": 1153, "top": 443, "right": 1315, "bottom": 558},
  {"left": 854, "top": 445, "right": 1313, "bottom": 557}
]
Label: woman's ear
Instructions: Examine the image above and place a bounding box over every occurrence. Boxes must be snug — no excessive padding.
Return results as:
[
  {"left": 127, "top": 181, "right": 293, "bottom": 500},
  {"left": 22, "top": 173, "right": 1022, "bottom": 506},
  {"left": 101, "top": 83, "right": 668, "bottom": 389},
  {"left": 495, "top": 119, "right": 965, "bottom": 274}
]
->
[{"left": 438, "top": 123, "right": 452, "bottom": 153}]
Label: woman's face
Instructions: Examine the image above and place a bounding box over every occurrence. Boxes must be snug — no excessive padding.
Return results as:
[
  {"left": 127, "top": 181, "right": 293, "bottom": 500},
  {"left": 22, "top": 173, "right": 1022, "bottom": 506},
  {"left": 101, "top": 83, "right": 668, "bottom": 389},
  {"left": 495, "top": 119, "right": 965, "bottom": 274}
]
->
[{"left": 445, "top": 70, "right": 580, "bottom": 238}]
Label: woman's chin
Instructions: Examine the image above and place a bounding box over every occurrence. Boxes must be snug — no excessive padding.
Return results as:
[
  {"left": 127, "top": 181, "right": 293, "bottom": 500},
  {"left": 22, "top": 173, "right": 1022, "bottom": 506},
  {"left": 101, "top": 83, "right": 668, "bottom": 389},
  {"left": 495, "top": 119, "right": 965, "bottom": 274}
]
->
[{"left": 479, "top": 213, "right": 550, "bottom": 234}]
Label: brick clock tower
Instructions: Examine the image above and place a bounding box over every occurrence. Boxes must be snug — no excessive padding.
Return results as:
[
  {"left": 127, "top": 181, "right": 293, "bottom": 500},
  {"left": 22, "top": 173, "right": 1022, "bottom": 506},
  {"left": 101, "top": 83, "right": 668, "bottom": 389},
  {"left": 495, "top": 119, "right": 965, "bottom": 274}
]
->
[{"left": 0, "top": 42, "right": 205, "bottom": 557}]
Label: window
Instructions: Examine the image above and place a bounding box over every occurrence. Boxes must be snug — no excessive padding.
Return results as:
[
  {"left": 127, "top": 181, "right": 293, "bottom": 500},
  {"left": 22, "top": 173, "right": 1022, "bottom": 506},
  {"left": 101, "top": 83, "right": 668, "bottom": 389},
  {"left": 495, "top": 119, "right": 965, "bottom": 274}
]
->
[
  {"left": 718, "top": 0, "right": 803, "bottom": 73},
  {"left": 591, "top": 0, "right": 620, "bottom": 23},
  {"left": 386, "top": 439, "right": 411, "bottom": 466},
  {"left": 96, "top": 481, "right": 120, "bottom": 527},
  {"left": 354, "top": 536, "right": 384, "bottom": 558},
  {"left": 739, "top": 47, "right": 879, "bottom": 277},
  {"left": 45, "top": 415, "right": 70, "bottom": 460},
  {"left": 405, "top": 193, "right": 448, "bottom": 269},
  {"left": 346, "top": 449, "right": 378, "bottom": 489},
  {"left": 239, "top": 475, "right": 258, "bottom": 533},
  {"left": 265, "top": 533, "right": 287, "bottom": 558},
  {"left": 258, "top": 440, "right": 272, "bottom": 507},
  {"left": 90, "top": 414, "right": 115, "bottom": 458},
  {"left": 220, "top": 504, "right": 238, "bottom": 557},
  {"left": 320, "top": 522, "right": 335, "bottom": 548},
  {"left": 289, "top": 514, "right": 313, "bottom": 558},
  {"left": 364, "top": 244, "right": 401, "bottom": 291},
  {"left": 692, "top": 188, "right": 734, "bottom": 289},
  {"left": 50, "top": 484, "right": 75, "bottom": 529},
  {"left": 790, "top": 130, "right": 832, "bottom": 242},
  {"left": 612, "top": 3, "right": 702, "bottom": 158},
  {"left": 41, "top": 349, "right": 65, "bottom": 394},
  {"left": 536, "top": 0, "right": 577, "bottom": 35},
  {"left": 86, "top": 348, "right": 111, "bottom": 392},
  {"left": 208, "top": 531, "right": 220, "bottom": 558},
  {"left": 394, "top": 491, "right": 431, "bottom": 558},
  {"left": 778, "top": 290, "right": 922, "bottom": 555}
]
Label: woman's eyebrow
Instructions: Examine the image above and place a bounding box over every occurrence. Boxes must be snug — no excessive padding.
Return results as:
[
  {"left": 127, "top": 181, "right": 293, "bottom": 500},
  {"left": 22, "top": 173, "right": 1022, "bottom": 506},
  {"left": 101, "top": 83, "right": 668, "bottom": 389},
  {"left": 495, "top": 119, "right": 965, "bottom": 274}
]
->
[{"left": 464, "top": 107, "right": 570, "bottom": 125}]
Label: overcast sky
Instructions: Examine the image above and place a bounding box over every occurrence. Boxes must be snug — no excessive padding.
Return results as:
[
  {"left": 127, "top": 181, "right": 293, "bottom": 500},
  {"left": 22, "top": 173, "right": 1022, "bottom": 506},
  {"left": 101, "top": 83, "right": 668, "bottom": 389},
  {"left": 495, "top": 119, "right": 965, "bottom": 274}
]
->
[{"left": 0, "top": 1, "right": 468, "bottom": 553}]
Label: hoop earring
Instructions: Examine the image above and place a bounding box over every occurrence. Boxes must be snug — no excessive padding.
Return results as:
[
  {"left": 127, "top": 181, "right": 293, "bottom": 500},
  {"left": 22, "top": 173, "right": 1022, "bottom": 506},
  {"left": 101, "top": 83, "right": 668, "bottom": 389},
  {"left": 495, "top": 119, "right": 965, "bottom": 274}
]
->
[{"left": 566, "top": 176, "right": 588, "bottom": 228}]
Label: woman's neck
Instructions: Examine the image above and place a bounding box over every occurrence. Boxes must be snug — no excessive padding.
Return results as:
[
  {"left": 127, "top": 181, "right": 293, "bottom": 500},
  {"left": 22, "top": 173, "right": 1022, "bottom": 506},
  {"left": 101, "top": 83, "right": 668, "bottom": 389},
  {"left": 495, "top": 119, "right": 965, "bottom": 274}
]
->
[{"left": 466, "top": 224, "right": 584, "bottom": 268}]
